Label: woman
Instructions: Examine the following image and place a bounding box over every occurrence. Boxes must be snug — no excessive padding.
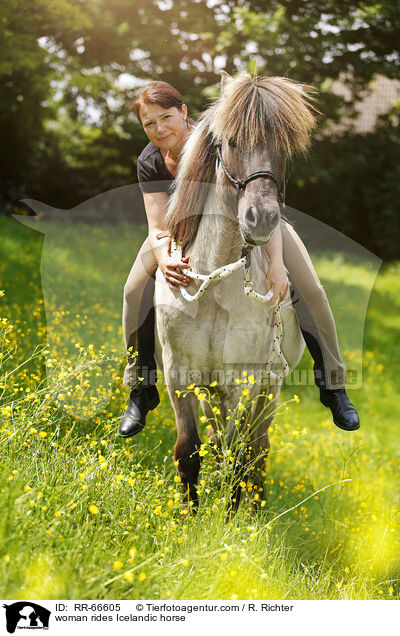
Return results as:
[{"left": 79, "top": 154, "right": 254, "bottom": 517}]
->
[{"left": 119, "top": 79, "right": 360, "bottom": 438}]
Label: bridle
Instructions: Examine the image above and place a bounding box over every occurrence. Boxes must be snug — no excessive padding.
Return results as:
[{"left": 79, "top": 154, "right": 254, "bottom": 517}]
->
[
  {"left": 215, "top": 143, "right": 289, "bottom": 261},
  {"left": 216, "top": 143, "right": 288, "bottom": 206}
]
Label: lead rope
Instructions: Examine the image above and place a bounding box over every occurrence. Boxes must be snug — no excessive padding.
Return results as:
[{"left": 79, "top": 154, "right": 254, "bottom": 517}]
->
[{"left": 169, "top": 239, "right": 292, "bottom": 380}]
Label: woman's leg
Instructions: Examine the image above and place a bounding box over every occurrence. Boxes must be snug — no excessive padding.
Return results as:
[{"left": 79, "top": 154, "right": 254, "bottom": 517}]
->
[
  {"left": 280, "top": 220, "right": 345, "bottom": 390},
  {"left": 280, "top": 220, "right": 360, "bottom": 430},
  {"left": 120, "top": 237, "right": 160, "bottom": 438},
  {"left": 122, "top": 236, "right": 158, "bottom": 388}
]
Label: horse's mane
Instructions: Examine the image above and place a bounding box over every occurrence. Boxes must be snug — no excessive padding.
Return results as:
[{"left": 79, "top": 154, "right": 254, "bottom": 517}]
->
[{"left": 166, "top": 73, "right": 318, "bottom": 251}]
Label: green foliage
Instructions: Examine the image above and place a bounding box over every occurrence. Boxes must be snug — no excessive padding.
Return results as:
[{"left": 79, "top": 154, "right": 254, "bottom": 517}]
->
[
  {"left": 290, "top": 104, "right": 400, "bottom": 259},
  {"left": 1, "top": 0, "right": 399, "bottom": 255}
]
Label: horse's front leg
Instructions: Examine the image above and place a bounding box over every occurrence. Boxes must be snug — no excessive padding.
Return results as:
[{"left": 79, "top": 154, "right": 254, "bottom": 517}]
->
[
  {"left": 249, "top": 383, "right": 281, "bottom": 511},
  {"left": 168, "top": 384, "right": 202, "bottom": 510}
]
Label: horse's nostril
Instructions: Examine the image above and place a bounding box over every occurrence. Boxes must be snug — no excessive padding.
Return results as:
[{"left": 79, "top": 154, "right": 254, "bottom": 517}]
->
[
  {"left": 244, "top": 205, "right": 257, "bottom": 227},
  {"left": 270, "top": 211, "right": 279, "bottom": 228}
]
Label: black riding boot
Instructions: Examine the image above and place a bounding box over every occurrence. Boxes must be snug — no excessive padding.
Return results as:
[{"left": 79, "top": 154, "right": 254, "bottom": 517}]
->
[
  {"left": 119, "top": 280, "right": 160, "bottom": 438},
  {"left": 290, "top": 285, "right": 360, "bottom": 432},
  {"left": 301, "top": 331, "right": 360, "bottom": 431}
]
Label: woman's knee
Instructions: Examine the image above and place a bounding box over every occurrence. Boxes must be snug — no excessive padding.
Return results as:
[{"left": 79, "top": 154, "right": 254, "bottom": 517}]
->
[
  {"left": 123, "top": 279, "right": 145, "bottom": 306},
  {"left": 299, "top": 280, "right": 329, "bottom": 308}
]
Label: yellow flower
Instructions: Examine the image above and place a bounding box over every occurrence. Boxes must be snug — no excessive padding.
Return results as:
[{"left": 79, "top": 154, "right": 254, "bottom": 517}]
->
[
  {"left": 79, "top": 472, "right": 86, "bottom": 481},
  {"left": 182, "top": 559, "right": 189, "bottom": 567},
  {"left": 38, "top": 431, "right": 47, "bottom": 439},
  {"left": 138, "top": 572, "right": 147, "bottom": 582},
  {"left": 54, "top": 511, "right": 62, "bottom": 518},
  {"left": 220, "top": 553, "right": 227, "bottom": 561},
  {"left": 3, "top": 554, "right": 10, "bottom": 563},
  {"left": 88, "top": 504, "right": 99, "bottom": 514},
  {"left": 293, "top": 394, "right": 300, "bottom": 403},
  {"left": 113, "top": 560, "right": 123, "bottom": 570},
  {"left": 210, "top": 380, "right": 218, "bottom": 387},
  {"left": 124, "top": 571, "right": 134, "bottom": 583},
  {"left": 129, "top": 547, "right": 137, "bottom": 558}
]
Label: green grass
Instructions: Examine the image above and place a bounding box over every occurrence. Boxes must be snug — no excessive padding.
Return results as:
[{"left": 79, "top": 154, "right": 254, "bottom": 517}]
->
[{"left": 0, "top": 214, "right": 399, "bottom": 600}]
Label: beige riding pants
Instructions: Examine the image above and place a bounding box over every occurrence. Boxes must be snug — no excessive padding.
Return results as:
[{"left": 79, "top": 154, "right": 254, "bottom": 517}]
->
[{"left": 122, "top": 221, "right": 346, "bottom": 390}]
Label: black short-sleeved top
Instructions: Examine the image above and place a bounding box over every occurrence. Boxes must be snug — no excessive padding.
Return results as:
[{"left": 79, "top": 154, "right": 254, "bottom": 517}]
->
[{"left": 137, "top": 142, "right": 175, "bottom": 194}]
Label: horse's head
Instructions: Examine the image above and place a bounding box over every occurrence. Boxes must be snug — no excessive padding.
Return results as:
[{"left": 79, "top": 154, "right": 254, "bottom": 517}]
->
[
  {"left": 216, "top": 137, "right": 284, "bottom": 246},
  {"left": 213, "top": 71, "right": 317, "bottom": 247},
  {"left": 166, "top": 71, "right": 317, "bottom": 252}
]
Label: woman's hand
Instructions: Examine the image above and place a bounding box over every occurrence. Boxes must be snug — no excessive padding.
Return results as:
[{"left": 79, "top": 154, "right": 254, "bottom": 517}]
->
[
  {"left": 159, "top": 255, "right": 191, "bottom": 290},
  {"left": 265, "top": 258, "right": 289, "bottom": 306}
]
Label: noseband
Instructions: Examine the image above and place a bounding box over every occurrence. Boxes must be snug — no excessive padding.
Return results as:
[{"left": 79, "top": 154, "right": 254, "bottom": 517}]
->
[{"left": 216, "top": 144, "right": 287, "bottom": 205}]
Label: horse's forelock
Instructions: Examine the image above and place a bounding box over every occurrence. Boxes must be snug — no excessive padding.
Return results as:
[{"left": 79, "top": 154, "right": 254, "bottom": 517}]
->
[{"left": 210, "top": 74, "right": 318, "bottom": 157}]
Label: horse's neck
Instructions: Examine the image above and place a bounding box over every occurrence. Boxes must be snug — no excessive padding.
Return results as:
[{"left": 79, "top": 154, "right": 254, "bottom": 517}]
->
[{"left": 188, "top": 189, "right": 242, "bottom": 272}]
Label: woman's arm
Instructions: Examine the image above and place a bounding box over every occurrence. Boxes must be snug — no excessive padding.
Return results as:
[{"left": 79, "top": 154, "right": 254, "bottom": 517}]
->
[
  {"left": 143, "top": 191, "right": 190, "bottom": 290},
  {"left": 264, "top": 223, "right": 289, "bottom": 305}
]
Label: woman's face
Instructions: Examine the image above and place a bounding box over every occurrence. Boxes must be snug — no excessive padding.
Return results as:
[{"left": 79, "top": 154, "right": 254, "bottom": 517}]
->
[{"left": 140, "top": 103, "right": 188, "bottom": 152}]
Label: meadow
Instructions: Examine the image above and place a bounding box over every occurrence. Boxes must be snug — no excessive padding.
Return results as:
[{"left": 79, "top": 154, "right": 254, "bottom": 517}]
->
[{"left": 0, "top": 214, "right": 399, "bottom": 600}]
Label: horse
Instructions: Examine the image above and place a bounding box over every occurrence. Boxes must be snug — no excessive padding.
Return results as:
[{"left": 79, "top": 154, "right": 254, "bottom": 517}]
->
[{"left": 155, "top": 71, "right": 317, "bottom": 510}]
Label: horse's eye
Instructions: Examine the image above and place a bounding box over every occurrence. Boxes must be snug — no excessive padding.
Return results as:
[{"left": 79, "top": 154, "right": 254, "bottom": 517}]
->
[{"left": 228, "top": 139, "right": 236, "bottom": 148}]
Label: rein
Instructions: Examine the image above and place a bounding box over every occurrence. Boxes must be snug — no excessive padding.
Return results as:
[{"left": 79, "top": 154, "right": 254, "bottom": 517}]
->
[{"left": 170, "top": 239, "right": 274, "bottom": 304}]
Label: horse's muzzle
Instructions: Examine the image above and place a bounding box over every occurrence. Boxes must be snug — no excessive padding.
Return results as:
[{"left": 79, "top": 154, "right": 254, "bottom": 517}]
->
[{"left": 241, "top": 204, "right": 280, "bottom": 246}]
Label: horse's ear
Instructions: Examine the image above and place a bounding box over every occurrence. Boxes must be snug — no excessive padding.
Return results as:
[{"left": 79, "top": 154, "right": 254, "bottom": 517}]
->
[{"left": 220, "top": 70, "right": 233, "bottom": 94}]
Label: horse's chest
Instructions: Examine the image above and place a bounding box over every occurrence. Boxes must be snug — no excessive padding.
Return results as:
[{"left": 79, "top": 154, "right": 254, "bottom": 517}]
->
[{"left": 157, "top": 276, "right": 271, "bottom": 369}]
